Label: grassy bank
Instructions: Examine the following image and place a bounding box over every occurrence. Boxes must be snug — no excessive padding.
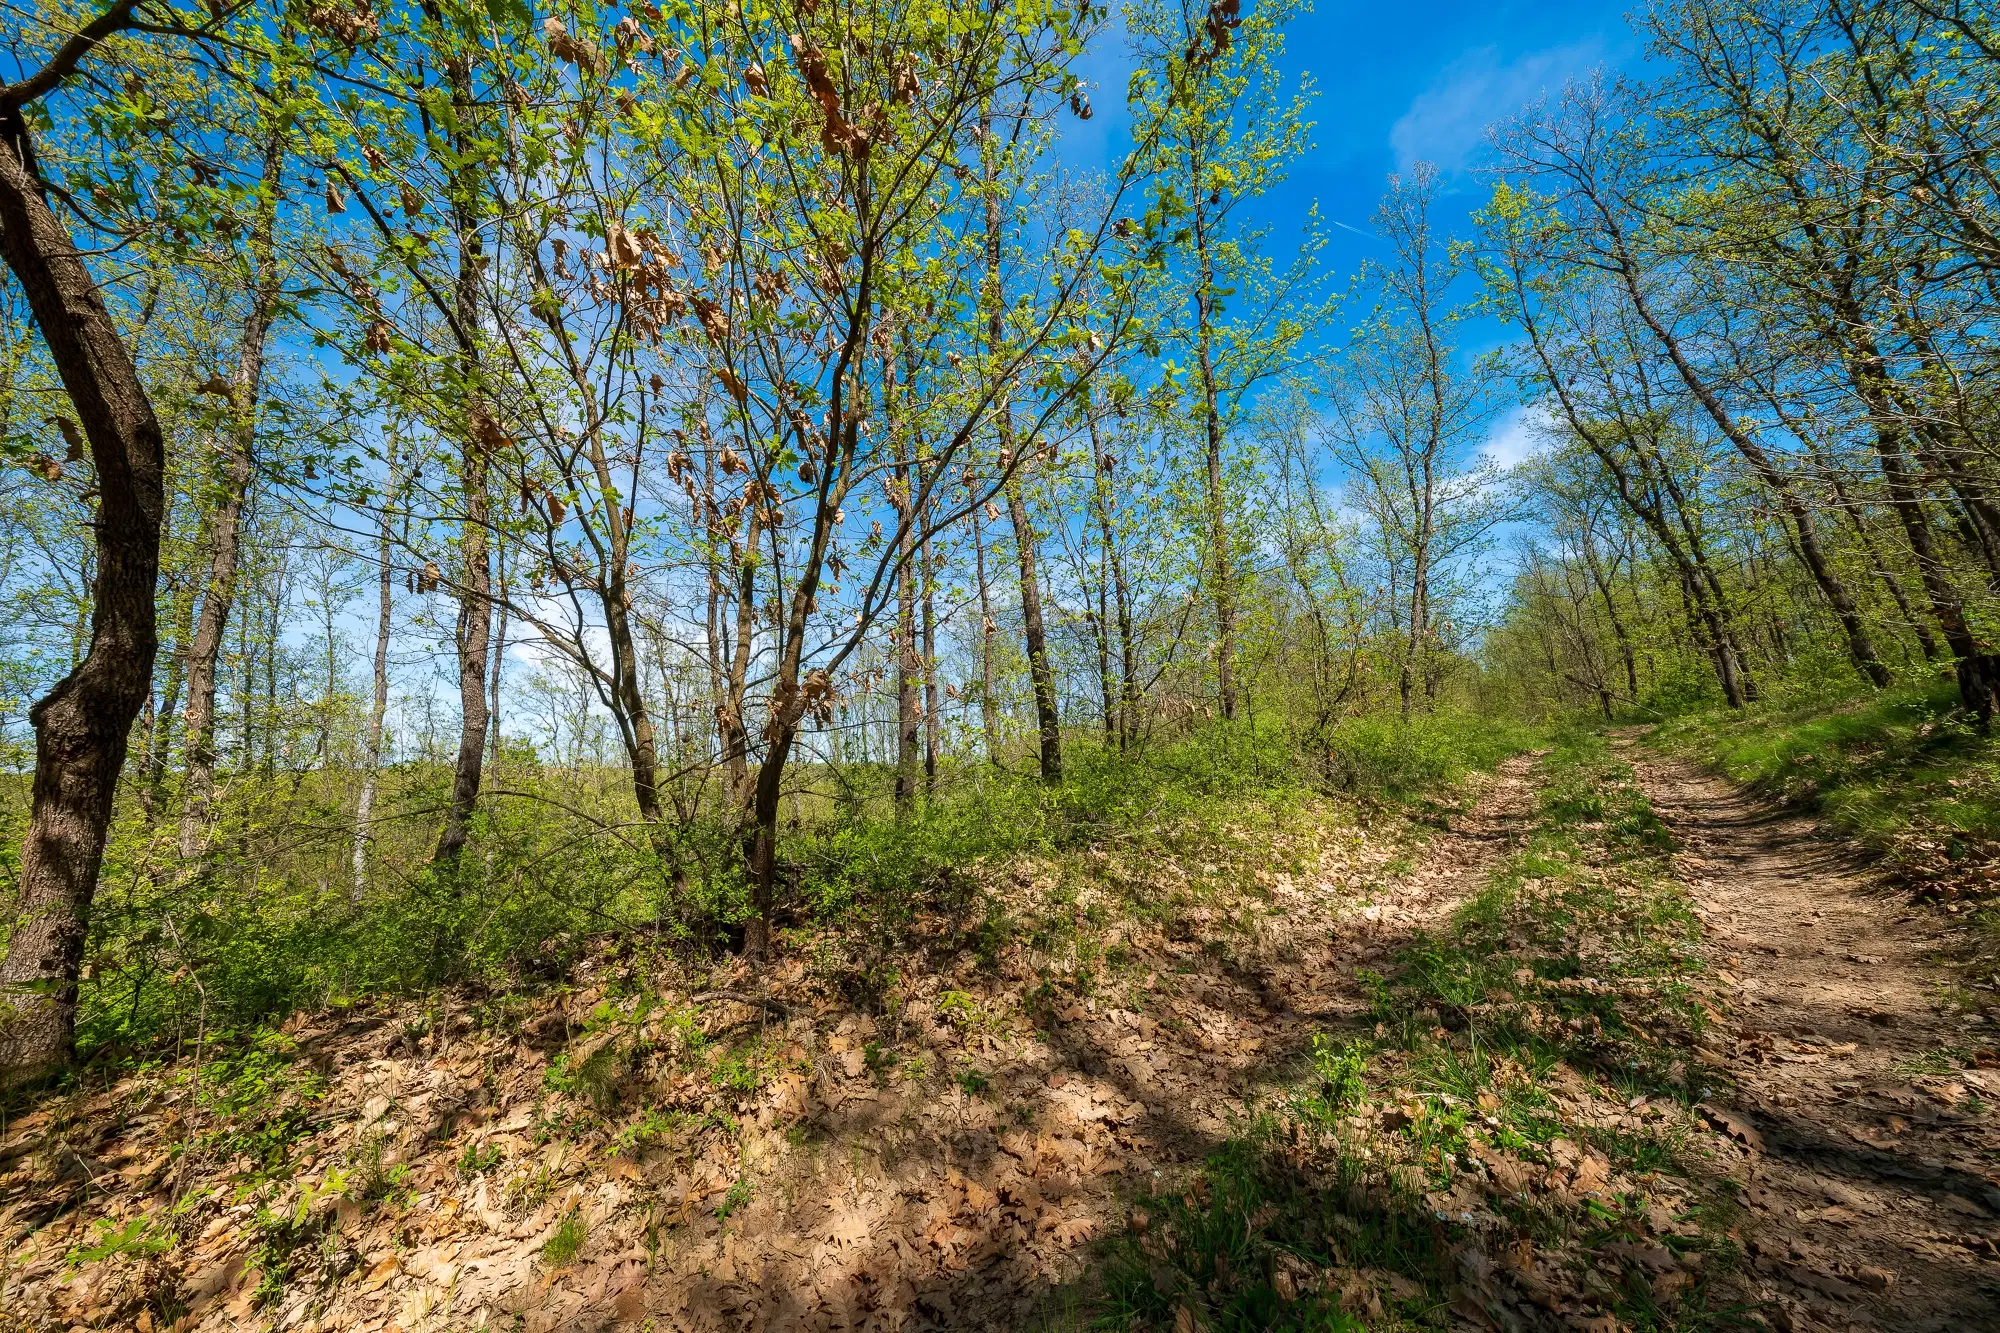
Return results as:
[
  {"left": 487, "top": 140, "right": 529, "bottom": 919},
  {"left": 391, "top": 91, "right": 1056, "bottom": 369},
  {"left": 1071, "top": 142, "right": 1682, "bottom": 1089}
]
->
[
  {"left": 29, "top": 711, "right": 1539, "bottom": 1071},
  {"left": 1097, "top": 731, "right": 1748, "bottom": 1332}
]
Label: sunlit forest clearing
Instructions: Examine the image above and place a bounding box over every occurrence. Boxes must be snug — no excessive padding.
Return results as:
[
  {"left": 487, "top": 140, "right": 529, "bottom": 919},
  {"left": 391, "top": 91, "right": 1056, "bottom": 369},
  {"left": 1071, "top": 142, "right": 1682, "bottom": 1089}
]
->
[{"left": 0, "top": 0, "right": 1997, "bottom": 1328}]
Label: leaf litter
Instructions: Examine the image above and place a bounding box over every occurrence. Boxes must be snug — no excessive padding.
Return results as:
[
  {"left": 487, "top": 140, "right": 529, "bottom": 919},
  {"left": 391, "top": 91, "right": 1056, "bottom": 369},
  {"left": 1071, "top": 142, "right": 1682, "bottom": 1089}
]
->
[{"left": 5, "top": 737, "right": 1993, "bottom": 1332}]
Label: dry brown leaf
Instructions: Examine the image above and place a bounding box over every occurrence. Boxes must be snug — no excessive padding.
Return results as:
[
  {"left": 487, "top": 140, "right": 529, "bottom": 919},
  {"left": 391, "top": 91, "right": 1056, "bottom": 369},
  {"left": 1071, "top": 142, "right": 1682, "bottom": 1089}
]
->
[{"left": 1698, "top": 1103, "right": 1764, "bottom": 1152}]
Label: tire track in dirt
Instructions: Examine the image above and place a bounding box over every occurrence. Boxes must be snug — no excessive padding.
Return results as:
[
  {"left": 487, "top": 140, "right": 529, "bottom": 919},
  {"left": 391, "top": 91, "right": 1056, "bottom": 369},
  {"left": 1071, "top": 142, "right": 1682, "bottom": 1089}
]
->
[
  {"left": 1238, "top": 751, "right": 1542, "bottom": 1041},
  {"left": 623, "top": 751, "right": 1547, "bottom": 1332},
  {"left": 1622, "top": 743, "right": 2000, "bottom": 1333}
]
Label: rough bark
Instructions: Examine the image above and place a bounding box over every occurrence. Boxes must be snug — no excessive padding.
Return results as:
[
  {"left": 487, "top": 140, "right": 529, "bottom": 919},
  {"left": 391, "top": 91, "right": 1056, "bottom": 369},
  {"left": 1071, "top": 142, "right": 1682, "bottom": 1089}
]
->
[
  {"left": 177, "top": 130, "right": 284, "bottom": 859},
  {"left": 921, "top": 527, "right": 938, "bottom": 790},
  {"left": 893, "top": 405, "right": 920, "bottom": 812},
  {"left": 972, "top": 491, "right": 1001, "bottom": 764},
  {"left": 0, "top": 64, "right": 166, "bottom": 1076},
  {"left": 1192, "top": 195, "right": 1237, "bottom": 720},
  {"left": 489, "top": 539, "right": 507, "bottom": 766},
  {"left": 983, "top": 116, "right": 1059, "bottom": 780},
  {"left": 1005, "top": 469, "right": 1062, "bottom": 783},
  {"left": 1578, "top": 533, "right": 1640, "bottom": 701},
  {"left": 1606, "top": 244, "right": 1890, "bottom": 688},
  {"left": 1832, "top": 471, "right": 1939, "bottom": 661},
  {"left": 1508, "top": 278, "right": 1750, "bottom": 708},
  {"left": 431, "top": 53, "right": 494, "bottom": 864}
]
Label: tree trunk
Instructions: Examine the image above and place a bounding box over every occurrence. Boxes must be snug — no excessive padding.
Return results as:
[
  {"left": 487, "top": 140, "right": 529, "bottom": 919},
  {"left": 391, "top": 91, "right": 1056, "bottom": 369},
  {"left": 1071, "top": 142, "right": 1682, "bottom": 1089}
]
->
[
  {"left": 432, "top": 49, "right": 493, "bottom": 865},
  {"left": 488, "top": 538, "right": 506, "bottom": 766},
  {"left": 261, "top": 556, "right": 282, "bottom": 775},
  {"left": 143, "top": 573, "right": 191, "bottom": 819},
  {"left": 981, "top": 112, "right": 1059, "bottom": 782},
  {"left": 1509, "top": 263, "right": 1750, "bottom": 709},
  {"left": 1836, "top": 317, "right": 1996, "bottom": 713},
  {"left": 1006, "top": 467, "right": 1061, "bottom": 783},
  {"left": 1093, "top": 580, "right": 1116, "bottom": 741},
  {"left": 1874, "top": 420, "right": 1994, "bottom": 716},
  {"left": 1193, "top": 198, "right": 1237, "bottom": 721},
  {"left": 1840, "top": 482, "right": 1938, "bottom": 662},
  {"left": 1084, "top": 408, "right": 1122, "bottom": 744},
  {"left": 603, "top": 575, "right": 662, "bottom": 822},
  {"left": 353, "top": 446, "right": 398, "bottom": 902},
  {"left": 1615, "top": 259, "right": 1889, "bottom": 687},
  {"left": 922, "top": 526, "right": 939, "bottom": 791},
  {"left": 1401, "top": 547, "right": 1429, "bottom": 718},
  {"left": 894, "top": 434, "right": 920, "bottom": 812},
  {"left": 972, "top": 490, "right": 1001, "bottom": 764},
  {"left": 1110, "top": 507, "right": 1138, "bottom": 751},
  {"left": 1579, "top": 534, "right": 1639, "bottom": 701},
  {"left": 0, "top": 109, "right": 166, "bottom": 1079},
  {"left": 178, "top": 130, "right": 283, "bottom": 860}
]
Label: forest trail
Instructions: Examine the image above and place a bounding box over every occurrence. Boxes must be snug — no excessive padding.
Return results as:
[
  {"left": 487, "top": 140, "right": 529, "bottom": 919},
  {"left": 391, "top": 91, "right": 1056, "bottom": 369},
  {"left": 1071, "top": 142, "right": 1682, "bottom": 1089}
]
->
[{"left": 1622, "top": 743, "right": 2000, "bottom": 1333}]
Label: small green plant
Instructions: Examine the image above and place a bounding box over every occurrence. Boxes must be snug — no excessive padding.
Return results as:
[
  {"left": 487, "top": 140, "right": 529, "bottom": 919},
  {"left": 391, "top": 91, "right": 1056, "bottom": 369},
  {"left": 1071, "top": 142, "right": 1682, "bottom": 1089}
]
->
[
  {"left": 507, "top": 1161, "right": 558, "bottom": 1211},
  {"left": 67, "top": 1216, "right": 172, "bottom": 1270},
  {"left": 862, "top": 1040, "right": 897, "bottom": 1074},
  {"left": 968, "top": 900, "right": 1015, "bottom": 970},
  {"left": 187, "top": 1031, "right": 328, "bottom": 1175},
  {"left": 250, "top": 1179, "right": 342, "bottom": 1306},
  {"left": 347, "top": 1135, "right": 414, "bottom": 1207},
  {"left": 715, "top": 1177, "right": 752, "bottom": 1219},
  {"left": 710, "top": 1038, "right": 771, "bottom": 1093},
  {"left": 1896, "top": 1045, "right": 1969, "bottom": 1077},
  {"left": 1303, "top": 1033, "right": 1368, "bottom": 1121},
  {"left": 546, "top": 1041, "right": 624, "bottom": 1110},
  {"left": 936, "top": 989, "right": 988, "bottom": 1032},
  {"left": 610, "top": 1107, "right": 684, "bottom": 1157},
  {"left": 456, "top": 1141, "right": 503, "bottom": 1176},
  {"left": 542, "top": 1211, "right": 589, "bottom": 1266},
  {"left": 1354, "top": 967, "right": 1392, "bottom": 1016},
  {"left": 956, "top": 1068, "right": 990, "bottom": 1096}
]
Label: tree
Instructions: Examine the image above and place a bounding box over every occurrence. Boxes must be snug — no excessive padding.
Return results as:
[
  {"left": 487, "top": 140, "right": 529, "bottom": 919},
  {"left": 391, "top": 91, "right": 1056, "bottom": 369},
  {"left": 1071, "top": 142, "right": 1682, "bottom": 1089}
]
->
[
  {"left": 1326, "top": 168, "right": 1506, "bottom": 715},
  {"left": 1129, "top": 0, "right": 1322, "bottom": 721},
  {"left": 0, "top": 1, "right": 167, "bottom": 1078}
]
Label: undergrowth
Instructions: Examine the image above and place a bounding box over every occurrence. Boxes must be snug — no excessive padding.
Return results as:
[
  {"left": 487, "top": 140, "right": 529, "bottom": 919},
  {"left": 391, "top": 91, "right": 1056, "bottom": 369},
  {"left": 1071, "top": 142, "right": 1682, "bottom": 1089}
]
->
[{"left": 53, "top": 714, "right": 1534, "bottom": 1072}]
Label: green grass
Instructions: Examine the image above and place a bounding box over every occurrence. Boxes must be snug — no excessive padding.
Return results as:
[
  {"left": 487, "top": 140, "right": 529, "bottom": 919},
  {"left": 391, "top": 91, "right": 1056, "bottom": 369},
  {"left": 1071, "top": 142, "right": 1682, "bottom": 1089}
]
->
[
  {"left": 1654, "top": 679, "right": 1997, "bottom": 842},
  {"left": 1097, "top": 1129, "right": 1408, "bottom": 1333},
  {"left": 41, "top": 713, "right": 1537, "bottom": 1071},
  {"left": 542, "top": 1211, "right": 589, "bottom": 1265}
]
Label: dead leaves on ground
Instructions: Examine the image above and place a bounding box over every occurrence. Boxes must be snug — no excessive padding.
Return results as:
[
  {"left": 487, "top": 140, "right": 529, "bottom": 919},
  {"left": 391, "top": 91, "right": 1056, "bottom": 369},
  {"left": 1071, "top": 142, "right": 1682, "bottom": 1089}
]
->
[{"left": 0, "top": 793, "right": 1450, "bottom": 1332}]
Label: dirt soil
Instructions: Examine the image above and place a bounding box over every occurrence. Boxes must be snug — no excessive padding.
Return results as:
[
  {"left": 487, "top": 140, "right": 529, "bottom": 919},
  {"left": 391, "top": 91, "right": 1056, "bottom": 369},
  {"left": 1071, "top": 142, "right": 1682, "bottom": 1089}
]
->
[{"left": 1623, "top": 742, "right": 2000, "bottom": 1333}]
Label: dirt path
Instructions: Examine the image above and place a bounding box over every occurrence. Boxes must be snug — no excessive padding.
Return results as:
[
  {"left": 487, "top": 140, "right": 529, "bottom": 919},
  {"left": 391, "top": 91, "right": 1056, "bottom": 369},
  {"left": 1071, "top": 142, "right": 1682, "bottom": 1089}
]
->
[
  {"left": 1245, "top": 751, "right": 1540, "bottom": 1036},
  {"left": 1622, "top": 744, "right": 2000, "bottom": 1333}
]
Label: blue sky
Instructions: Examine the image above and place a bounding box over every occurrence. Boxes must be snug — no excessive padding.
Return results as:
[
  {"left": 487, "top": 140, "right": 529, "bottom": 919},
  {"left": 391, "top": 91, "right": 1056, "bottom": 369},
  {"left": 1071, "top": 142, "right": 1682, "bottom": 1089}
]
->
[
  {"left": 1274, "top": 0, "right": 1634, "bottom": 255},
  {"left": 1065, "top": 0, "right": 1639, "bottom": 463},
  {"left": 1071, "top": 0, "right": 1636, "bottom": 250}
]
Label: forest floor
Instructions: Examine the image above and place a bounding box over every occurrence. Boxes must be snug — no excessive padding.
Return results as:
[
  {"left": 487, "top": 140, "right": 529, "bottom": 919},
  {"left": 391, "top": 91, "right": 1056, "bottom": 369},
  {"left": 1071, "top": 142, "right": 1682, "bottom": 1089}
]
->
[
  {"left": 0, "top": 762, "right": 1535, "bottom": 1333},
  {"left": 2, "top": 736, "right": 1997, "bottom": 1333},
  {"left": 1620, "top": 739, "right": 2000, "bottom": 1333}
]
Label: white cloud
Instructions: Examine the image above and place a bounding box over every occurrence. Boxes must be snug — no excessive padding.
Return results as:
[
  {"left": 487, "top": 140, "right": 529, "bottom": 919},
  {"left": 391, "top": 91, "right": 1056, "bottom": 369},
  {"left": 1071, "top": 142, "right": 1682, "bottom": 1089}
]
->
[
  {"left": 1481, "top": 403, "right": 1557, "bottom": 470},
  {"left": 1390, "top": 41, "right": 1604, "bottom": 174}
]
